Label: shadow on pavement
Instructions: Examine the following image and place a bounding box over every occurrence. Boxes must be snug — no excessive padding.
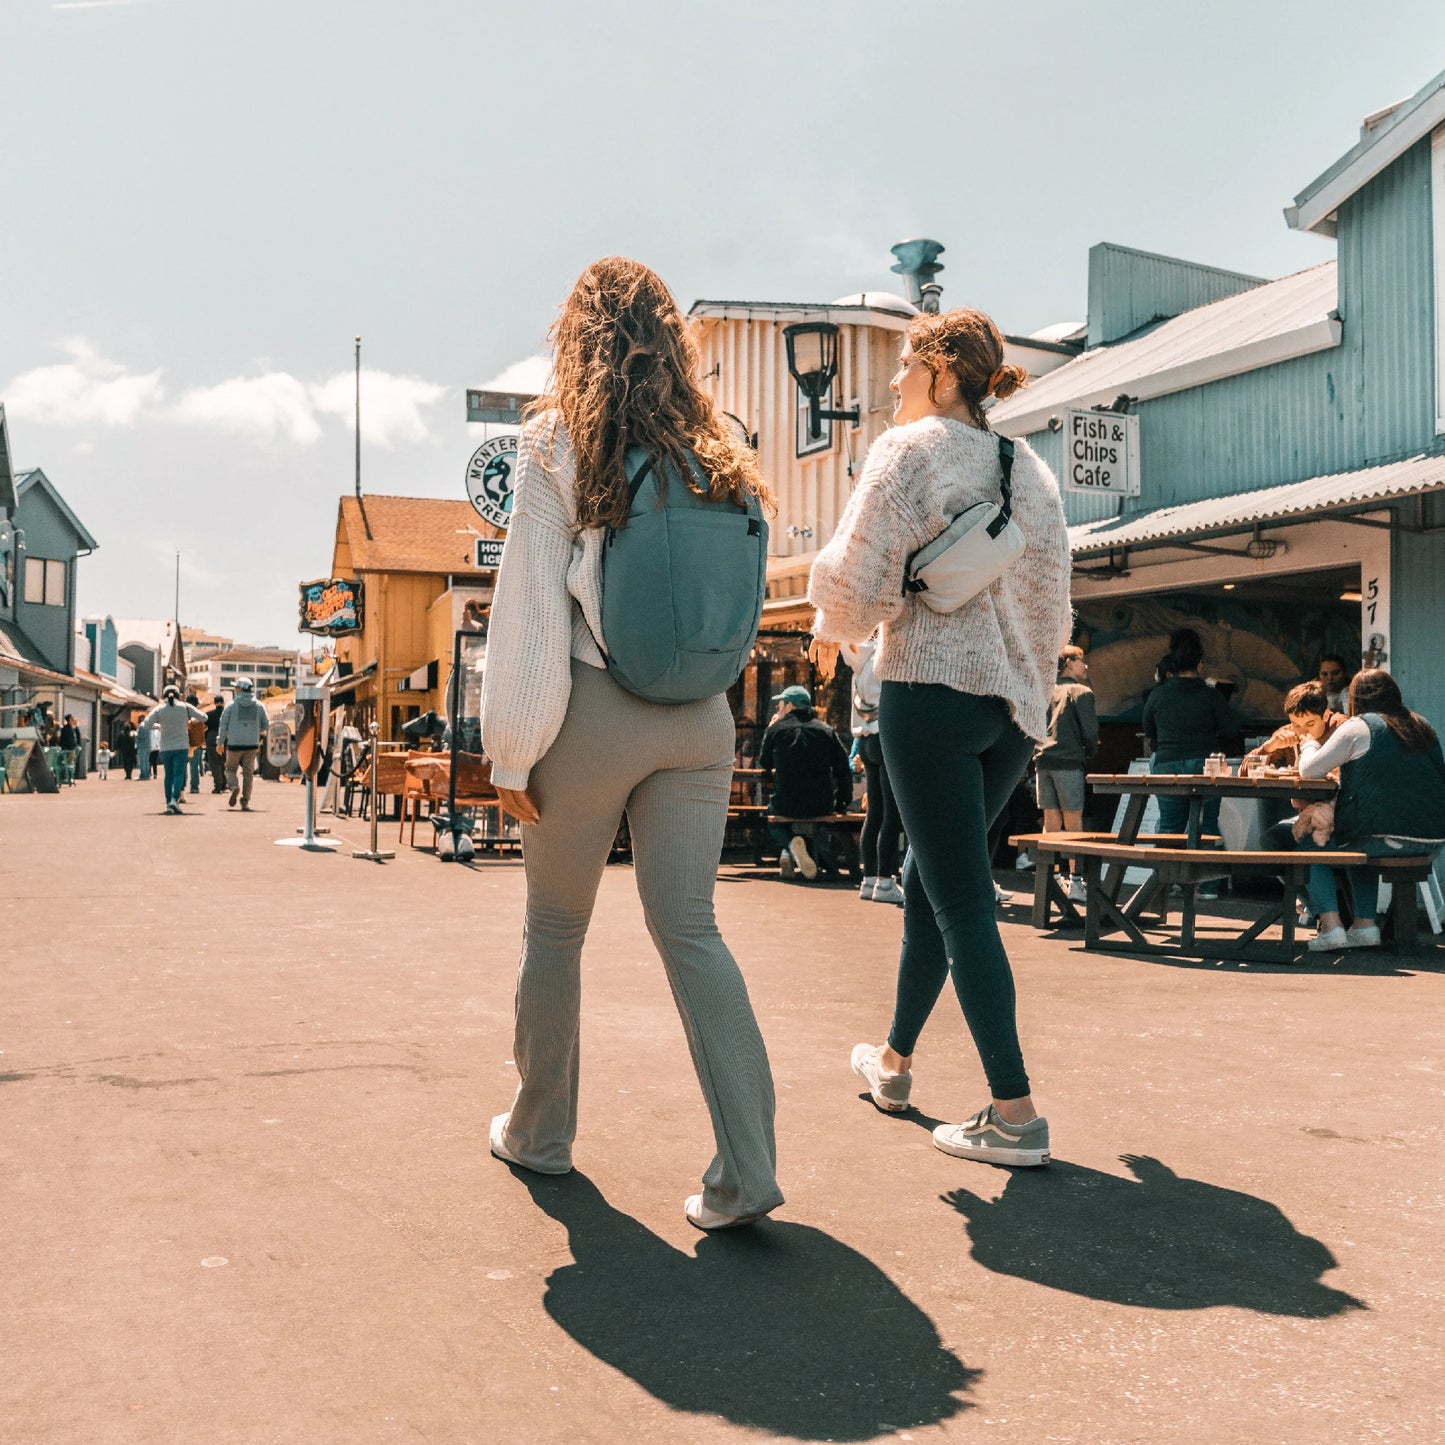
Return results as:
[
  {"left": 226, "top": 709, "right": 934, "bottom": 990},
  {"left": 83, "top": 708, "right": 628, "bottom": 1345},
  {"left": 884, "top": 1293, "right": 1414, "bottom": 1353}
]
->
[
  {"left": 943, "top": 1153, "right": 1366, "bottom": 1316},
  {"left": 514, "top": 1169, "right": 978, "bottom": 1439}
]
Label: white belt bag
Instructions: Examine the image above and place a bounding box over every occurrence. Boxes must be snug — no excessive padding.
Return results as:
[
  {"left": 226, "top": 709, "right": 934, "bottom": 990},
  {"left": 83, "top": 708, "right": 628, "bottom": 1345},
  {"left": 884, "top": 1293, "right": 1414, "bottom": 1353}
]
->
[{"left": 903, "top": 436, "right": 1026, "bottom": 613}]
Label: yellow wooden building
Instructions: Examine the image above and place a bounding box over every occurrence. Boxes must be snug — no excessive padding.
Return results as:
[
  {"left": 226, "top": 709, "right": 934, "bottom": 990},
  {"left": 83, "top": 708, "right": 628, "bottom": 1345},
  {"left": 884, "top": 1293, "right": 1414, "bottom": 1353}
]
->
[{"left": 327, "top": 494, "right": 500, "bottom": 741}]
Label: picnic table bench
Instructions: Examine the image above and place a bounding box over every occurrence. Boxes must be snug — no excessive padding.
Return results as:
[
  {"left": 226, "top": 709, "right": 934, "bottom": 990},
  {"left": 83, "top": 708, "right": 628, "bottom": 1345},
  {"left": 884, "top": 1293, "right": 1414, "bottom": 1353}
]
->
[
  {"left": 1012, "top": 830, "right": 1436, "bottom": 961},
  {"left": 725, "top": 801, "right": 864, "bottom": 877}
]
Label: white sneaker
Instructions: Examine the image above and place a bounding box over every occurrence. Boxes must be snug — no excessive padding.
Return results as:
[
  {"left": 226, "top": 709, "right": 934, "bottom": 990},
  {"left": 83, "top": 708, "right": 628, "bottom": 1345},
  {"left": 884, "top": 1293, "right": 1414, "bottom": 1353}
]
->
[
  {"left": 1015, "top": 855, "right": 1034, "bottom": 871},
  {"left": 788, "top": 835, "right": 818, "bottom": 881},
  {"left": 871, "top": 877, "right": 904, "bottom": 906},
  {"left": 780, "top": 851, "right": 796, "bottom": 881},
  {"left": 1343, "top": 923, "right": 1382, "bottom": 949},
  {"left": 859, "top": 876, "right": 878, "bottom": 901},
  {"left": 684, "top": 1193, "right": 771, "bottom": 1231},
  {"left": 1308, "top": 926, "right": 1349, "bottom": 952},
  {"left": 1065, "top": 875, "right": 1087, "bottom": 903},
  {"left": 994, "top": 882, "right": 1013, "bottom": 905}
]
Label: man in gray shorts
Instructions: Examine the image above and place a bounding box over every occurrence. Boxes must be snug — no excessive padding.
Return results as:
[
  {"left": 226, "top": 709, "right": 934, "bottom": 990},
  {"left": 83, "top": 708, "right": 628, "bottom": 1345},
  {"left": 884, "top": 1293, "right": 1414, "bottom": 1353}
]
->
[{"left": 1034, "top": 646, "right": 1098, "bottom": 900}]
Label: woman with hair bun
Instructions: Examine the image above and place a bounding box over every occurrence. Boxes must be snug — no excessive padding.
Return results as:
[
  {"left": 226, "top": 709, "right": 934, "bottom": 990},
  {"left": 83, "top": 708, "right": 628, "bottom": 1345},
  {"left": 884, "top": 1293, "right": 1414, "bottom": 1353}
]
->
[
  {"left": 1296, "top": 667, "right": 1445, "bottom": 951},
  {"left": 808, "top": 307, "right": 1074, "bottom": 1167},
  {"left": 482, "top": 256, "right": 783, "bottom": 1229}
]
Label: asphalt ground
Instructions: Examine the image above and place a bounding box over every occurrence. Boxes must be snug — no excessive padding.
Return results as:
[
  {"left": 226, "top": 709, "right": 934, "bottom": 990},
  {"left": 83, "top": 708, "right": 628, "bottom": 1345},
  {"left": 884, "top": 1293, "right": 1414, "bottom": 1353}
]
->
[{"left": 4, "top": 775, "right": 1444, "bottom": 1444}]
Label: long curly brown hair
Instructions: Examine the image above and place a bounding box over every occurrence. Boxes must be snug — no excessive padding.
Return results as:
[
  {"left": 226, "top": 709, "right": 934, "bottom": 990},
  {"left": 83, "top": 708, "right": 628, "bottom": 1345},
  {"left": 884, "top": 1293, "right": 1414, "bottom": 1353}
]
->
[
  {"left": 528, "top": 256, "right": 772, "bottom": 530},
  {"left": 1347, "top": 668, "right": 1438, "bottom": 751}
]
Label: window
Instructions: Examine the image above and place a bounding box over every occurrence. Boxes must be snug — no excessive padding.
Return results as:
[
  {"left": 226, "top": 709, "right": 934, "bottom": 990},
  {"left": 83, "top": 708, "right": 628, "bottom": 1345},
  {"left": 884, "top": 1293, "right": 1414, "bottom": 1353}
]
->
[
  {"left": 23, "top": 558, "right": 66, "bottom": 607},
  {"left": 795, "top": 388, "right": 833, "bottom": 457}
]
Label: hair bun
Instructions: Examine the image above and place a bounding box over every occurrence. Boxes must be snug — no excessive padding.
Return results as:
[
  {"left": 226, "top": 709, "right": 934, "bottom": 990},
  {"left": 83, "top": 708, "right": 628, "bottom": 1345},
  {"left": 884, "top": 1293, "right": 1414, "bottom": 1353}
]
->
[{"left": 989, "top": 363, "right": 1027, "bottom": 401}]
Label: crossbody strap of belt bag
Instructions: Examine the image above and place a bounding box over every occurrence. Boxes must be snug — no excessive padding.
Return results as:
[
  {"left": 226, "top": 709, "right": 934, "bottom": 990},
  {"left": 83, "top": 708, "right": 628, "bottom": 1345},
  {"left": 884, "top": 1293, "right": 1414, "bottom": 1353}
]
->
[{"left": 902, "top": 436, "right": 1027, "bottom": 614}]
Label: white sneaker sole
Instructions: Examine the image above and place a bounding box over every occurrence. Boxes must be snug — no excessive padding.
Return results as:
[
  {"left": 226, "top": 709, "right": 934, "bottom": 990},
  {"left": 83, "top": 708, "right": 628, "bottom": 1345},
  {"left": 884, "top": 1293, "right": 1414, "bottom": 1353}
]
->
[
  {"left": 932, "top": 1132, "right": 1049, "bottom": 1167},
  {"left": 851, "top": 1050, "right": 909, "bottom": 1113},
  {"left": 684, "top": 1193, "right": 770, "bottom": 1230},
  {"left": 489, "top": 1114, "right": 571, "bottom": 1175}
]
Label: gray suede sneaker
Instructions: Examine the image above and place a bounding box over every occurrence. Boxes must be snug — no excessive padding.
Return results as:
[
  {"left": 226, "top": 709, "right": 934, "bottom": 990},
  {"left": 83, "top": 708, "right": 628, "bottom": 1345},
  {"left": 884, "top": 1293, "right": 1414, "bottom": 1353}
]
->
[
  {"left": 851, "top": 1043, "right": 911, "bottom": 1113},
  {"left": 933, "top": 1106, "right": 1050, "bottom": 1166}
]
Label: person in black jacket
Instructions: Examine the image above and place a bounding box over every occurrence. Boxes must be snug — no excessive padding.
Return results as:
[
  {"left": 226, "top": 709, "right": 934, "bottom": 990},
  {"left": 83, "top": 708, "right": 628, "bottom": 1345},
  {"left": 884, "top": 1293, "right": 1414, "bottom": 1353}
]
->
[
  {"left": 759, "top": 684, "right": 853, "bottom": 881},
  {"left": 205, "top": 699, "right": 227, "bottom": 792}
]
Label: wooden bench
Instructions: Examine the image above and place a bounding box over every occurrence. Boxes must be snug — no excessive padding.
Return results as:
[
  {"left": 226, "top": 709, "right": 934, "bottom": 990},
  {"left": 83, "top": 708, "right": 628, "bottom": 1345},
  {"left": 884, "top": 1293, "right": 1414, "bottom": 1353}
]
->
[
  {"left": 726, "top": 805, "right": 864, "bottom": 877},
  {"left": 1014, "top": 832, "right": 1435, "bottom": 961},
  {"left": 1012, "top": 832, "right": 1220, "bottom": 929}
]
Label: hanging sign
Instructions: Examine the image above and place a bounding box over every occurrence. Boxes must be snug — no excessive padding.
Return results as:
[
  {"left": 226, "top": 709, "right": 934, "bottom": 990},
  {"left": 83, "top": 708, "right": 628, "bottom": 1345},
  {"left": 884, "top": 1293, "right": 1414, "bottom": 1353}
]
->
[
  {"left": 474, "top": 539, "right": 505, "bottom": 569},
  {"left": 298, "top": 578, "right": 364, "bottom": 635},
  {"left": 466, "top": 435, "right": 519, "bottom": 529},
  {"left": 1063, "top": 410, "right": 1140, "bottom": 497}
]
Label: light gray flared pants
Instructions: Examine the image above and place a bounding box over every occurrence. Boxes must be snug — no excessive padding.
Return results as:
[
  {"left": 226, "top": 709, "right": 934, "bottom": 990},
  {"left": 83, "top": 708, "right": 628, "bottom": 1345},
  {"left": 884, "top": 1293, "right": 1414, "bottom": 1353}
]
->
[{"left": 500, "top": 661, "right": 783, "bottom": 1218}]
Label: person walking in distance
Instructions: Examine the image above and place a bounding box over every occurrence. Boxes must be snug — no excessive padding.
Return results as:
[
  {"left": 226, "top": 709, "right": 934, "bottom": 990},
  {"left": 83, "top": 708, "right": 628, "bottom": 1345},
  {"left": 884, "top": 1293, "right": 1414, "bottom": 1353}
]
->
[
  {"left": 117, "top": 721, "right": 138, "bottom": 780},
  {"left": 136, "top": 713, "right": 154, "bottom": 782},
  {"left": 481, "top": 256, "right": 783, "bottom": 1231},
  {"left": 205, "top": 696, "right": 226, "bottom": 793},
  {"left": 842, "top": 637, "right": 905, "bottom": 905},
  {"left": 185, "top": 693, "right": 207, "bottom": 795},
  {"left": 808, "top": 306, "right": 1073, "bottom": 1168},
  {"left": 1035, "top": 644, "right": 1098, "bottom": 902},
  {"left": 140, "top": 686, "right": 208, "bottom": 814},
  {"left": 218, "top": 678, "right": 268, "bottom": 810}
]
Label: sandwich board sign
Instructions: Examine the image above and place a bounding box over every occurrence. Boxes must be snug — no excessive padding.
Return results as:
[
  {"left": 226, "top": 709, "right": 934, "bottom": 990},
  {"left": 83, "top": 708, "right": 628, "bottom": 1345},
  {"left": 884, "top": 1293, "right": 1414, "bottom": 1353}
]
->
[{"left": 1063, "top": 410, "right": 1140, "bottom": 497}]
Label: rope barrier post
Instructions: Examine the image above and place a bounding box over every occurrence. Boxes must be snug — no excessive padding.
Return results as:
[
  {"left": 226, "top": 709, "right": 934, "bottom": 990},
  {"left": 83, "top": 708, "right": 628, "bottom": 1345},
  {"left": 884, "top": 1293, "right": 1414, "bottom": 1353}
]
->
[{"left": 353, "top": 720, "right": 394, "bottom": 861}]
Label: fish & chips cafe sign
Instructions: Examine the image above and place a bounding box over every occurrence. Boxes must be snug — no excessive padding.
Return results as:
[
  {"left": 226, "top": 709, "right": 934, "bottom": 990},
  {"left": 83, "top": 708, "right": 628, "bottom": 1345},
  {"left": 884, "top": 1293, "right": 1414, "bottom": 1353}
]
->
[
  {"left": 1063, "top": 409, "right": 1140, "bottom": 497},
  {"left": 298, "top": 577, "right": 364, "bottom": 635}
]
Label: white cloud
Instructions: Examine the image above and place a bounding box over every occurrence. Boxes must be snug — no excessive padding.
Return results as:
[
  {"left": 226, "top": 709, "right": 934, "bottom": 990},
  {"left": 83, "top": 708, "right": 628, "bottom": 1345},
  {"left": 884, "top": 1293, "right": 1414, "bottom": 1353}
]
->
[
  {"left": 6, "top": 339, "right": 450, "bottom": 449},
  {"left": 479, "top": 354, "right": 551, "bottom": 395},
  {"left": 311, "top": 368, "right": 448, "bottom": 448},
  {"left": 173, "top": 372, "right": 322, "bottom": 445},
  {"left": 5, "top": 340, "right": 164, "bottom": 428}
]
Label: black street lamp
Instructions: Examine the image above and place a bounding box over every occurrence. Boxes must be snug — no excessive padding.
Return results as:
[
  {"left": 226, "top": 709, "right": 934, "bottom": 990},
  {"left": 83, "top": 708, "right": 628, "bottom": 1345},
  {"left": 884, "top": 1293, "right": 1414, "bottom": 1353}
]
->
[{"left": 782, "top": 322, "right": 861, "bottom": 441}]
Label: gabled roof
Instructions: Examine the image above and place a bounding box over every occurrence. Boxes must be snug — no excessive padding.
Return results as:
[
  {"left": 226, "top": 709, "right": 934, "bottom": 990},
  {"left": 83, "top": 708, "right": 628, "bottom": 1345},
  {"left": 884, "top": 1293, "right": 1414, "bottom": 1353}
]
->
[
  {"left": 990, "top": 263, "right": 1340, "bottom": 438},
  {"left": 335, "top": 494, "right": 502, "bottom": 576},
  {"left": 15, "top": 468, "right": 100, "bottom": 551},
  {"left": 1287, "top": 68, "right": 1445, "bottom": 237},
  {"left": 0, "top": 404, "right": 15, "bottom": 516}
]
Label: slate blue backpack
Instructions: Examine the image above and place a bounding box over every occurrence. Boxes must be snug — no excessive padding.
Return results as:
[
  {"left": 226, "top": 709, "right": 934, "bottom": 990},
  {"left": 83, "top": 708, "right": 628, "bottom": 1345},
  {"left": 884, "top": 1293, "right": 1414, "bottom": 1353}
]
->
[{"left": 593, "top": 444, "right": 768, "bottom": 705}]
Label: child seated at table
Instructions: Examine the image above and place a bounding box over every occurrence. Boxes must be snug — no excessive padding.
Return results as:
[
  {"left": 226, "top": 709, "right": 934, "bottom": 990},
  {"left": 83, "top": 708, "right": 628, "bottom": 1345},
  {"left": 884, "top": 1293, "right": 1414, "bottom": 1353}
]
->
[{"left": 1246, "top": 682, "right": 1343, "bottom": 848}]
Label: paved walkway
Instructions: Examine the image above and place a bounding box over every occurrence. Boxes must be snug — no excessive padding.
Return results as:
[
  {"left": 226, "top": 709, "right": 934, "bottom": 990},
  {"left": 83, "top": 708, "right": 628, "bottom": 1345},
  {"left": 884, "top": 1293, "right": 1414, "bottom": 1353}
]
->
[{"left": 4, "top": 776, "right": 1443, "bottom": 1443}]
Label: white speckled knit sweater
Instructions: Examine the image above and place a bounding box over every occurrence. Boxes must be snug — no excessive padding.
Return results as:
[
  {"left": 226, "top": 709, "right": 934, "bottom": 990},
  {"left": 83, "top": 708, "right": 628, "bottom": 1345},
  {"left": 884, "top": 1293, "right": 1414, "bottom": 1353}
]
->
[
  {"left": 480, "top": 415, "right": 608, "bottom": 790},
  {"left": 808, "top": 416, "right": 1074, "bottom": 742}
]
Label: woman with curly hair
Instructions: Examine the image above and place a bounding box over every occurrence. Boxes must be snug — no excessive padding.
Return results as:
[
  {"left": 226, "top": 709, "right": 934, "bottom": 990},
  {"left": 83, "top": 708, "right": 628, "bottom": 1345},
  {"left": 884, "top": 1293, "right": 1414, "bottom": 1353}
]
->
[
  {"left": 481, "top": 257, "right": 783, "bottom": 1229},
  {"left": 808, "top": 308, "right": 1073, "bottom": 1168}
]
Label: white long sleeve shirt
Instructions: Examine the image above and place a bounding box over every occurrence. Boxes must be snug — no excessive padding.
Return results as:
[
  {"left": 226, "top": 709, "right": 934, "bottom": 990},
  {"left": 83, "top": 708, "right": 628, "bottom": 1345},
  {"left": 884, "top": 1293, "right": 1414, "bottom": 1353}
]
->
[
  {"left": 1298, "top": 716, "right": 1371, "bottom": 777},
  {"left": 480, "top": 415, "right": 609, "bottom": 790}
]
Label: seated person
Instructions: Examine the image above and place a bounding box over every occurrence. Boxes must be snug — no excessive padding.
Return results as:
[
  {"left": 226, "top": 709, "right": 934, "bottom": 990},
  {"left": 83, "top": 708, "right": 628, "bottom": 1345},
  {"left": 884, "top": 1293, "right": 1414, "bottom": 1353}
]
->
[
  {"left": 759, "top": 684, "right": 852, "bottom": 881},
  {"left": 1246, "top": 682, "right": 1346, "bottom": 845},
  {"left": 1295, "top": 668, "right": 1445, "bottom": 952}
]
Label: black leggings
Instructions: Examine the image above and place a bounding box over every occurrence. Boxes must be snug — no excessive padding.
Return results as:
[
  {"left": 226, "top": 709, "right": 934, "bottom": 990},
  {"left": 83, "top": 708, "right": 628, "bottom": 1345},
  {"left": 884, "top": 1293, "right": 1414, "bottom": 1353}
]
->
[
  {"left": 858, "top": 734, "right": 901, "bottom": 879},
  {"left": 879, "top": 683, "right": 1036, "bottom": 1100}
]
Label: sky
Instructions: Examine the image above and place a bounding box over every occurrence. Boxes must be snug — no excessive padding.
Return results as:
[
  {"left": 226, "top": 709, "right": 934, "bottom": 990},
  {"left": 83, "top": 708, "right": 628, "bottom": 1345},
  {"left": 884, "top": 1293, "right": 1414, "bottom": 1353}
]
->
[{"left": 5, "top": 0, "right": 1445, "bottom": 646}]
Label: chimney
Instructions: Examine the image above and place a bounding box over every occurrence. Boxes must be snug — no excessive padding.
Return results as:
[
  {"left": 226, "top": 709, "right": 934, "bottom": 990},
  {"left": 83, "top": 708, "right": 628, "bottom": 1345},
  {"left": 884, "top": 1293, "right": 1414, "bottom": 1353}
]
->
[{"left": 890, "top": 238, "right": 945, "bottom": 313}]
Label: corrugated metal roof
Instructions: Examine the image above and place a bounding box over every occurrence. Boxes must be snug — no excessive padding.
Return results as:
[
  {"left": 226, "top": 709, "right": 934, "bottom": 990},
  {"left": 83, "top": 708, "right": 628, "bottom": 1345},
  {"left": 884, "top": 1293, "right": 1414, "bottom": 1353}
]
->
[
  {"left": 991, "top": 263, "right": 1339, "bottom": 437},
  {"left": 1070, "top": 450, "right": 1445, "bottom": 555}
]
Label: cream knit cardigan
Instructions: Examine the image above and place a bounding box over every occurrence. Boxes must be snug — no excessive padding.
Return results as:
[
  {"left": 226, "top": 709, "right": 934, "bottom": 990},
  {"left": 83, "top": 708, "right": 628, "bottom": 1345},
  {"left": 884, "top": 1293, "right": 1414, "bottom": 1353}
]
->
[
  {"left": 480, "top": 414, "right": 608, "bottom": 790},
  {"left": 808, "top": 416, "right": 1074, "bottom": 742}
]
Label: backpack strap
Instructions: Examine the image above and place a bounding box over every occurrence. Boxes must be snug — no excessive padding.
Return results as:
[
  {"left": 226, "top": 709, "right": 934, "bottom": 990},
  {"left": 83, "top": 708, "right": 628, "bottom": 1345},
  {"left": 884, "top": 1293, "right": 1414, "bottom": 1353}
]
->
[{"left": 985, "top": 437, "right": 1014, "bottom": 540}]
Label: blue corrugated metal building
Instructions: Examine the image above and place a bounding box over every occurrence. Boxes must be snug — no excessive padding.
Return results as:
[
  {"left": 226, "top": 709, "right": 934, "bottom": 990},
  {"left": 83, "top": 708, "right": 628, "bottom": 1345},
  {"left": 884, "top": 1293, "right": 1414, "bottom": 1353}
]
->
[{"left": 991, "top": 68, "right": 1445, "bottom": 773}]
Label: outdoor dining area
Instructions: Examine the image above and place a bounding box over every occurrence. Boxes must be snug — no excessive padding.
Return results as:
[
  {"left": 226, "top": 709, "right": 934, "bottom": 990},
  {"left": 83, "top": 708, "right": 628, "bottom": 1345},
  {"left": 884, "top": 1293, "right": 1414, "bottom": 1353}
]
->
[{"left": 1012, "top": 767, "right": 1442, "bottom": 962}]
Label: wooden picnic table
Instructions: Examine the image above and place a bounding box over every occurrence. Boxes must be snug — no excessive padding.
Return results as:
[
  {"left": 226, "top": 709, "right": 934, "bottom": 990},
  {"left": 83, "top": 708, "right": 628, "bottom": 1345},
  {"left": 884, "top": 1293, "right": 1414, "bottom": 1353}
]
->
[{"left": 1013, "top": 770, "right": 1434, "bottom": 961}]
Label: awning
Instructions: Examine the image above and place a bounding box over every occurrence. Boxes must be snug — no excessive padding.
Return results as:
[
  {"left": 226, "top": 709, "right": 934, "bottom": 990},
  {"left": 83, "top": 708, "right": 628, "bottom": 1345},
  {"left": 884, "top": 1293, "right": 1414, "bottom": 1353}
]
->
[
  {"left": 1070, "top": 451, "right": 1445, "bottom": 557},
  {"left": 326, "top": 661, "right": 378, "bottom": 698}
]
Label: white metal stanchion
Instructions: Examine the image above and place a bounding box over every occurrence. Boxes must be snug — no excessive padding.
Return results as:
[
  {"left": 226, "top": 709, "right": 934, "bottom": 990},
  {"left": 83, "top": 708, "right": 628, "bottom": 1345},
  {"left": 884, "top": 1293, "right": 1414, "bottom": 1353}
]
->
[
  {"left": 353, "top": 721, "right": 394, "bottom": 861},
  {"left": 276, "top": 685, "right": 340, "bottom": 852}
]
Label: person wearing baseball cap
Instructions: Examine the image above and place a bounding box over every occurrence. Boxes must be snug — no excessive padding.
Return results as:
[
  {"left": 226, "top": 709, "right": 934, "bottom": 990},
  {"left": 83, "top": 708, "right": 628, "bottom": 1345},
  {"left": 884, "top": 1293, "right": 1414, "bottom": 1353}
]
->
[
  {"left": 217, "top": 677, "right": 267, "bottom": 809},
  {"left": 758, "top": 683, "right": 853, "bottom": 881}
]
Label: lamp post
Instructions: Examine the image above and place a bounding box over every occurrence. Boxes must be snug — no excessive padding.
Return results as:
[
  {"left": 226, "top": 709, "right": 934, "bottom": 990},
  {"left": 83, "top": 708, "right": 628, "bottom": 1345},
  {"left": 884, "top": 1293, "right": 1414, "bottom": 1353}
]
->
[{"left": 782, "top": 322, "right": 860, "bottom": 442}]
